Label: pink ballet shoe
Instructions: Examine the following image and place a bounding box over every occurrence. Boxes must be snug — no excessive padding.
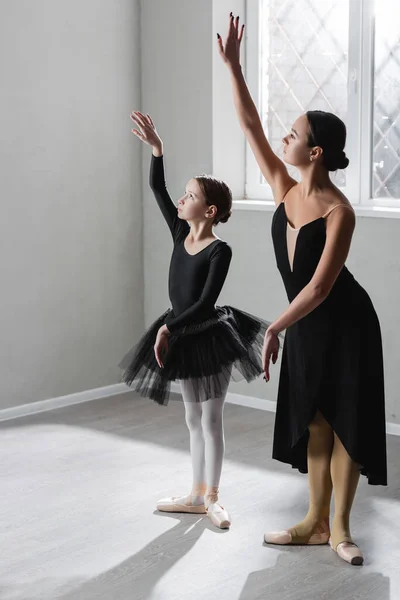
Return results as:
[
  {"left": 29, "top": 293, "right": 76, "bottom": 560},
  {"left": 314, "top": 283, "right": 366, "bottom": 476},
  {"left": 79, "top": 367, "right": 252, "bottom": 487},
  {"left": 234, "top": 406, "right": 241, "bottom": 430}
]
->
[
  {"left": 156, "top": 495, "right": 206, "bottom": 514},
  {"left": 206, "top": 502, "right": 231, "bottom": 529},
  {"left": 329, "top": 538, "right": 364, "bottom": 566},
  {"left": 204, "top": 489, "right": 231, "bottom": 529},
  {"left": 264, "top": 528, "right": 330, "bottom": 545}
]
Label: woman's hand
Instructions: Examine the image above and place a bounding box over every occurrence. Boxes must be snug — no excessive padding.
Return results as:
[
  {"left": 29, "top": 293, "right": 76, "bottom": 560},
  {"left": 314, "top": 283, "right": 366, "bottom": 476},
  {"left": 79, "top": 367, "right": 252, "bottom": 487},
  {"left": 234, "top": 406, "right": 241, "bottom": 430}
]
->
[
  {"left": 154, "top": 324, "right": 170, "bottom": 369},
  {"left": 217, "top": 13, "right": 245, "bottom": 72},
  {"left": 130, "top": 111, "right": 163, "bottom": 155},
  {"left": 262, "top": 328, "right": 280, "bottom": 382}
]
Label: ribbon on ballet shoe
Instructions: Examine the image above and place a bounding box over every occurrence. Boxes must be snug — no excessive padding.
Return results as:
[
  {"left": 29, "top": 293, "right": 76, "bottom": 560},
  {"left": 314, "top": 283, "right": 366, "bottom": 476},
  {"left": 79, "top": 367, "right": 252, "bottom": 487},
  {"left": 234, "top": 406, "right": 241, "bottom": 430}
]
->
[{"left": 204, "top": 487, "right": 220, "bottom": 509}]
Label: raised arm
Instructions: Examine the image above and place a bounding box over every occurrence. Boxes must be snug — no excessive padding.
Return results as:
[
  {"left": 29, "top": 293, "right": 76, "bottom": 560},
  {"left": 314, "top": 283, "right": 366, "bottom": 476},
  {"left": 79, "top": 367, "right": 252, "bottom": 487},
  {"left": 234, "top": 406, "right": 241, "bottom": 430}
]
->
[
  {"left": 149, "top": 153, "right": 179, "bottom": 235},
  {"left": 217, "top": 14, "right": 295, "bottom": 205},
  {"left": 130, "top": 111, "right": 182, "bottom": 237},
  {"left": 167, "top": 242, "right": 232, "bottom": 332}
]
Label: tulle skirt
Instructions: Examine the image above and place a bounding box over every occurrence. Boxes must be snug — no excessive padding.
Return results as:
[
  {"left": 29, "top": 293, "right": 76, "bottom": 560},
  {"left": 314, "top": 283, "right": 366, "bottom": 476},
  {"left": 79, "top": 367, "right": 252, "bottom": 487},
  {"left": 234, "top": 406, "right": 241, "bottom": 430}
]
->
[{"left": 119, "top": 306, "right": 271, "bottom": 406}]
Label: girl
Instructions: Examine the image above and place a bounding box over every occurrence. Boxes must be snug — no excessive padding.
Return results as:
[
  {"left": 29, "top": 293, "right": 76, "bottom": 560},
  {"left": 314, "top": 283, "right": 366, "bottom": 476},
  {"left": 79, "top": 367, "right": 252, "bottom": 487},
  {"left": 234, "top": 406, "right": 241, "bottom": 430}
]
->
[
  {"left": 120, "top": 111, "right": 271, "bottom": 529},
  {"left": 218, "top": 14, "right": 387, "bottom": 563}
]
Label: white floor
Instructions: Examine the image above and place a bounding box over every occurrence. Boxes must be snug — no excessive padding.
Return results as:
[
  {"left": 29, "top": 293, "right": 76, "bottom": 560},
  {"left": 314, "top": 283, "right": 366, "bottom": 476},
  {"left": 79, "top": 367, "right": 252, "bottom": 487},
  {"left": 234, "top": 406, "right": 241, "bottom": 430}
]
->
[{"left": 0, "top": 391, "right": 399, "bottom": 600}]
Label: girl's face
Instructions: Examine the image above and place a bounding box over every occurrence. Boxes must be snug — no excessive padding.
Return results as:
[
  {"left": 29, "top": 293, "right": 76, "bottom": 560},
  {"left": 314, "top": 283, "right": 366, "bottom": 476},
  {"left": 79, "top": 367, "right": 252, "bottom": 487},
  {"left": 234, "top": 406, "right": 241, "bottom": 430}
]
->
[
  {"left": 282, "top": 114, "right": 317, "bottom": 167},
  {"left": 177, "top": 179, "right": 216, "bottom": 222}
]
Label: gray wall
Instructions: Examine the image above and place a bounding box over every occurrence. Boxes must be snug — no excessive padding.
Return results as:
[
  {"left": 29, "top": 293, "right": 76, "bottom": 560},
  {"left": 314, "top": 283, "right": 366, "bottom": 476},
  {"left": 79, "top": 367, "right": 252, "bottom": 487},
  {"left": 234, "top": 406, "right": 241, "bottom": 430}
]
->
[
  {"left": 141, "top": 0, "right": 400, "bottom": 425},
  {"left": 0, "top": 0, "right": 144, "bottom": 409}
]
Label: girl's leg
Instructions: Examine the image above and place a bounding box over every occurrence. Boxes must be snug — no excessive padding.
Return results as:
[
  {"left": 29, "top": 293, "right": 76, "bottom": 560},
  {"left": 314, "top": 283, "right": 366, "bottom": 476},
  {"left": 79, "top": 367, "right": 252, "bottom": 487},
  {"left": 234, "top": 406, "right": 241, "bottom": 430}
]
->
[
  {"left": 265, "top": 411, "right": 333, "bottom": 544},
  {"left": 181, "top": 379, "right": 207, "bottom": 503},
  {"left": 156, "top": 380, "right": 206, "bottom": 513},
  {"left": 200, "top": 373, "right": 231, "bottom": 528},
  {"left": 201, "top": 394, "right": 226, "bottom": 503}
]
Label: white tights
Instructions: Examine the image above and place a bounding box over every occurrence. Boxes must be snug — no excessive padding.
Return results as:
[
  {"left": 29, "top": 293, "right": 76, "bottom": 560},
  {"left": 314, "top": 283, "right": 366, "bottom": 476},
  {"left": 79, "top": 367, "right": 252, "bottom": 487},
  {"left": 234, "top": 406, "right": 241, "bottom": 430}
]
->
[{"left": 180, "top": 375, "right": 229, "bottom": 504}]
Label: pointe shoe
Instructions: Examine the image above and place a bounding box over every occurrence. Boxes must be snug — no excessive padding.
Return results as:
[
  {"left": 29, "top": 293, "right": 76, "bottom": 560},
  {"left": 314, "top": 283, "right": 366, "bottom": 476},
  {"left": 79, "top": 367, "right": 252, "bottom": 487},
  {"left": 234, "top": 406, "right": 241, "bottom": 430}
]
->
[
  {"left": 329, "top": 538, "right": 364, "bottom": 566},
  {"left": 156, "top": 495, "right": 206, "bottom": 514},
  {"left": 206, "top": 502, "right": 231, "bottom": 529},
  {"left": 264, "top": 527, "right": 330, "bottom": 546}
]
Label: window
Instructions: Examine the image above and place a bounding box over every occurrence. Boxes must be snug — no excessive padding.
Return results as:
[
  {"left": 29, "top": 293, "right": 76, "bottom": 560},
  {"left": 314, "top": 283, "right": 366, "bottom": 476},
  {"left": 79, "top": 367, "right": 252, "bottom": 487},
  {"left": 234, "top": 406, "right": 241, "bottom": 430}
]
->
[{"left": 245, "top": 0, "right": 400, "bottom": 207}]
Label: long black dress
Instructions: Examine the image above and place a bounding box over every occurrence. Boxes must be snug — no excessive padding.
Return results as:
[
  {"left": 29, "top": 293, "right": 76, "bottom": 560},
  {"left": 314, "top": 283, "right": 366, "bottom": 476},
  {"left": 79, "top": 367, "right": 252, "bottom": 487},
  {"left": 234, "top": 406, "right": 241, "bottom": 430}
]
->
[
  {"left": 119, "top": 155, "right": 270, "bottom": 405},
  {"left": 271, "top": 201, "right": 387, "bottom": 486}
]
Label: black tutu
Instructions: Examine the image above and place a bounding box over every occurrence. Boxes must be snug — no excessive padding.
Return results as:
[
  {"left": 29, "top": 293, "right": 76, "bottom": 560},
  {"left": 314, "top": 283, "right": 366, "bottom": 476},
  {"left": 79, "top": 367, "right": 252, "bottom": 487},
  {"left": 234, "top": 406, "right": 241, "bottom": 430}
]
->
[{"left": 119, "top": 306, "right": 271, "bottom": 405}]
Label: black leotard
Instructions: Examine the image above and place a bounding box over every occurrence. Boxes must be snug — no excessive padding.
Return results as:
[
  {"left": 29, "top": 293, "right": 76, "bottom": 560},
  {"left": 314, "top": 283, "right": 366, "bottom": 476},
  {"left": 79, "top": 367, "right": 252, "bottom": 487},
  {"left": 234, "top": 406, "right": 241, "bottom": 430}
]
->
[{"left": 149, "top": 155, "right": 232, "bottom": 333}]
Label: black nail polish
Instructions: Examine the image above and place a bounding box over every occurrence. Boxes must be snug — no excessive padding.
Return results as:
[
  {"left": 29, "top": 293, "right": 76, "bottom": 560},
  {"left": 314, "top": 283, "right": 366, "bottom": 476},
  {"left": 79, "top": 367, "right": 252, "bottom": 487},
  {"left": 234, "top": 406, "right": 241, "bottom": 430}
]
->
[{"left": 217, "top": 33, "right": 220, "bottom": 39}]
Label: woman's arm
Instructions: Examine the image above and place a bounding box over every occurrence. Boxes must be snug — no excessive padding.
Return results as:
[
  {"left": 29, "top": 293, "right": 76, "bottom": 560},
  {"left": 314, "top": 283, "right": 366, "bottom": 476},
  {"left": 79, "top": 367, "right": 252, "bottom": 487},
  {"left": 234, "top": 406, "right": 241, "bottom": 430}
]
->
[
  {"left": 218, "top": 15, "right": 295, "bottom": 205},
  {"left": 262, "top": 206, "right": 355, "bottom": 381},
  {"left": 269, "top": 207, "right": 356, "bottom": 335}
]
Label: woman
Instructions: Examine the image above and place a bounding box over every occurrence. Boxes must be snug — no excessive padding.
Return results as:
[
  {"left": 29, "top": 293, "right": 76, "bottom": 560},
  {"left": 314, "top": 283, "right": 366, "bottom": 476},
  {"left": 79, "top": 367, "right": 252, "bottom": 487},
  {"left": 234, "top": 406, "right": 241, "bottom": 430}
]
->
[{"left": 218, "top": 14, "right": 387, "bottom": 565}]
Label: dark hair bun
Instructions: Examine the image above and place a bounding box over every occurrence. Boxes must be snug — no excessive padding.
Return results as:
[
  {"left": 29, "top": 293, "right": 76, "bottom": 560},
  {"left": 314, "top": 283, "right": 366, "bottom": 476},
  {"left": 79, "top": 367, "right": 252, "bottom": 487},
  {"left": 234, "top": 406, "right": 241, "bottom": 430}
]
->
[
  {"left": 306, "top": 111, "right": 349, "bottom": 171},
  {"left": 216, "top": 209, "right": 232, "bottom": 225},
  {"left": 195, "top": 175, "right": 233, "bottom": 226},
  {"left": 324, "top": 150, "right": 349, "bottom": 171}
]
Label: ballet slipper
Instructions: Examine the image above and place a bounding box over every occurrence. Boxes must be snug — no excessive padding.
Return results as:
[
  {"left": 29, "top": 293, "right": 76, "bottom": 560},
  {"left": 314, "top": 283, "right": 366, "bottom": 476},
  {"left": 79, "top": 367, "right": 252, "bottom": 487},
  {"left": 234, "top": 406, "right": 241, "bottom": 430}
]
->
[
  {"left": 156, "top": 494, "right": 206, "bottom": 514},
  {"left": 264, "top": 529, "right": 330, "bottom": 545},
  {"left": 204, "top": 488, "right": 231, "bottom": 529},
  {"left": 206, "top": 502, "right": 231, "bottom": 529},
  {"left": 264, "top": 519, "right": 330, "bottom": 545},
  {"left": 329, "top": 537, "right": 364, "bottom": 566}
]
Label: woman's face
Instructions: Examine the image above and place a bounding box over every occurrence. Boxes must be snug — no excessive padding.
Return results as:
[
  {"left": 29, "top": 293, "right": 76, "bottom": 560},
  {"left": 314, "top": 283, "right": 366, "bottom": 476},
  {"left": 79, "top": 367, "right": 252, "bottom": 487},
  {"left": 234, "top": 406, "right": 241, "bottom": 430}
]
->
[
  {"left": 282, "top": 114, "right": 315, "bottom": 167},
  {"left": 177, "top": 179, "right": 216, "bottom": 222}
]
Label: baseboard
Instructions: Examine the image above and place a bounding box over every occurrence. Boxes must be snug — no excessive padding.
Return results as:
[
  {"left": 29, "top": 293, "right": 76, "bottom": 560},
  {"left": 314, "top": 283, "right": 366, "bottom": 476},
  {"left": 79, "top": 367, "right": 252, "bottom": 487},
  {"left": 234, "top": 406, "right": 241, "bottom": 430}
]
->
[
  {"left": 2, "top": 382, "right": 400, "bottom": 437},
  {"left": 386, "top": 422, "right": 400, "bottom": 437},
  {"left": 172, "top": 382, "right": 400, "bottom": 437},
  {"left": 0, "top": 383, "right": 130, "bottom": 423},
  {"left": 171, "top": 382, "right": 276, "bottom": 413}
]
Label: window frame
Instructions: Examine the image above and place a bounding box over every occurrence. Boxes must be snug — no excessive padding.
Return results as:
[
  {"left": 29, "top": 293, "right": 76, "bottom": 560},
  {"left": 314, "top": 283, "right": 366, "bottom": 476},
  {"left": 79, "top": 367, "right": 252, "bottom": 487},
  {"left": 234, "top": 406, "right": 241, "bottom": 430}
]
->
[{"left": 212, "top": 0, "right": 400, "bottom": 217}]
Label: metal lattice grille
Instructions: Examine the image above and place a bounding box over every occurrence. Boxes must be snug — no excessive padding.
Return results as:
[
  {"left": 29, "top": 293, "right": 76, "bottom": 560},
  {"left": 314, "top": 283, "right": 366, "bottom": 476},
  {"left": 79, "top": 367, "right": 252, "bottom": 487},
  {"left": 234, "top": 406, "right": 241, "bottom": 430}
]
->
[
  {"left": 373, "top": 2, "right": 400, "bottom": 199},
  {"left": 260, "top": 0, "right": 349, "bottom": 185}
]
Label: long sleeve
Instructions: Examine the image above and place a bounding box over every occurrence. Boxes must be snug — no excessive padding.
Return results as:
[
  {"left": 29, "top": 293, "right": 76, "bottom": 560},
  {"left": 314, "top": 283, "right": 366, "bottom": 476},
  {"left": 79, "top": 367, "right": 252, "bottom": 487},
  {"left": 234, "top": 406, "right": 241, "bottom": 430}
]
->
[
  {"left": 167, "top": 242, "right": 232, "bottom": 332},
  {"left": 149, "top": 154, "right": 185, "bottom": 240}
]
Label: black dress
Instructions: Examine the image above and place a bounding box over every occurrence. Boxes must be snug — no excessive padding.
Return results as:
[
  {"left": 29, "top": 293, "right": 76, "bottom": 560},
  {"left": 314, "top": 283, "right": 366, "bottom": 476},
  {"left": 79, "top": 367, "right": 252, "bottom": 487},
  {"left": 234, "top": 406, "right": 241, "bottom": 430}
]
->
[
  {"left": 271, "top": 201, "right": 387, "bottom": 486},
  {"left": 119, "top": 155, "right": 271, "bottom": 405}
]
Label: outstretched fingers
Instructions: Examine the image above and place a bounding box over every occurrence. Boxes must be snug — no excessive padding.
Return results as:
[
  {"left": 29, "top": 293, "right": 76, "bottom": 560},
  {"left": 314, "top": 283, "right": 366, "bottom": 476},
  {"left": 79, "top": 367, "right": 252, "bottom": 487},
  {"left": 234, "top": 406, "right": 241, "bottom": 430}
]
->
[
  {"left": 217, "top": 32, "right": 224, "bottom": 55},
  {"left": 131, "top": 111, "right": 148, "bottom": 129},
  {"left": 146, "top": 113, "right": 155, "bottom": 128},
  {"left": 131, "top": 128, "right": 145, "bottom": 139}
]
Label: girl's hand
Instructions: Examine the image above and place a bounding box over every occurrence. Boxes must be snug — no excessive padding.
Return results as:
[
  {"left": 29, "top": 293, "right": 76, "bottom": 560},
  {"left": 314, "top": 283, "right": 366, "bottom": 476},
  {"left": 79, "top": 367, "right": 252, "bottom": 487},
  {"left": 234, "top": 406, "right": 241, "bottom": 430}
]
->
[
  {"left": 217, "top": 13, "right": 245, "bottom": 72},
  {"left": 130, "top": 111, "right": 163, "bottom": 154},
  {"left": 262, "top": 328, "right": 280, "bottom": 382},
  {"left": 154, "top": 325, "right": 170, "bottom": 369}
]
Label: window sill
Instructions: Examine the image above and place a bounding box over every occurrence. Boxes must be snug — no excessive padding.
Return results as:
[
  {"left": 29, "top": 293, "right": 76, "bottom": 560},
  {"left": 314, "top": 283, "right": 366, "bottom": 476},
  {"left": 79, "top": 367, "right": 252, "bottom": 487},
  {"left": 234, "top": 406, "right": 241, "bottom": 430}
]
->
[{"left": 233, "top": 200, "right": 400, "bottom": 220}]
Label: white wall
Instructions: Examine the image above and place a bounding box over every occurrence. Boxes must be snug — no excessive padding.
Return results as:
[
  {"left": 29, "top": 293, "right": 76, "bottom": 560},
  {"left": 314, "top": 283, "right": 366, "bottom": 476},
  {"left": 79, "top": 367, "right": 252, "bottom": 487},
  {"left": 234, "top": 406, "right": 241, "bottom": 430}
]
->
[
  {"left": 0, "top": 0, "right": 144, "bottom": 409},
  {"left": 140, "top": 0, "right": 213, "bottom": 322},
  {"left": 142, "top": 0, "right": 400, "bottom": 424}
]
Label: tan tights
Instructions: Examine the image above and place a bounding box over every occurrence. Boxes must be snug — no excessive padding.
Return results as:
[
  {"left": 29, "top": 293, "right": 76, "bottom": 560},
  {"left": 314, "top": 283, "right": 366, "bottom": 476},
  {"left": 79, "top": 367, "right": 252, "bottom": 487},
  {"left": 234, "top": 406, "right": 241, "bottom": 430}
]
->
[{"left": 289, "top": 411, "right": 360, "bottom": 547}]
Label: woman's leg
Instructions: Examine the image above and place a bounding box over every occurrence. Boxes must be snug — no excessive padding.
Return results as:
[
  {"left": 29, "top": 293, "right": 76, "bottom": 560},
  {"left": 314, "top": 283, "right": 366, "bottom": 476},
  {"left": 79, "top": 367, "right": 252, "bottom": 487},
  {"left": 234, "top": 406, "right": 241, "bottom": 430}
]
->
[
  {"left": 330, "top": 432, "right": 361, "bottom": 550},
  {"left": 265, "top": 411, "right": 333, "bottom": 544},
  {"left": 289, "top": 411, "right": 333, "bottom": 540}
]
